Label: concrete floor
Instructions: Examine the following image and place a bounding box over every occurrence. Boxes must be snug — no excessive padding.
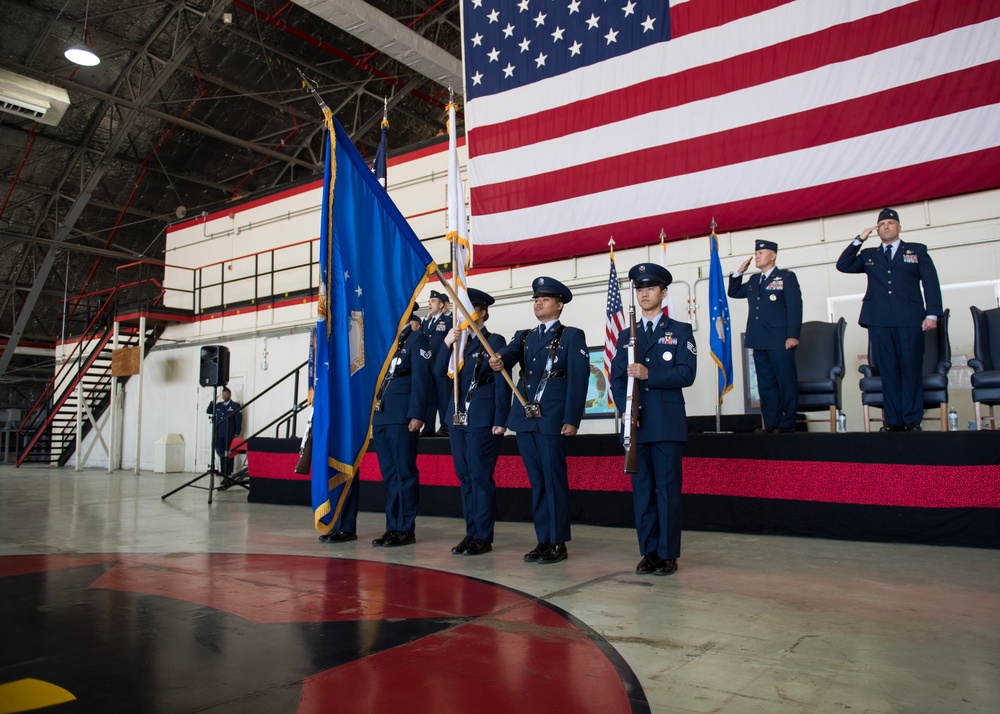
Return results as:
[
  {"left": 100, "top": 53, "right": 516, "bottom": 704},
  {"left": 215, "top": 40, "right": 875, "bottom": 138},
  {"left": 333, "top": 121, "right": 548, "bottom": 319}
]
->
[{"left": 1, "top": 465, "right": 998, "bottom": 713}]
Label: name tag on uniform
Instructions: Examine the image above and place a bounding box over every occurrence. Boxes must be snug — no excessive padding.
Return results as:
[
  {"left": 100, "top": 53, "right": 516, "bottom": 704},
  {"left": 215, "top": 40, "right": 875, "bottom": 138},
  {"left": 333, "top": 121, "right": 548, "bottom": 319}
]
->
[{"left": 903, "top": 252, "right": 918, "bottom": 263}]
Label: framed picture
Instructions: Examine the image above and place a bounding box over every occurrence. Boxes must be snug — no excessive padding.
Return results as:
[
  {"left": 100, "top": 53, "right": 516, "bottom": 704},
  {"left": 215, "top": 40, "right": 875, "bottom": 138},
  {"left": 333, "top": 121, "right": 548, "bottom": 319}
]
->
[
  {"left": 584, "top": 347, "right": 618, "bottom": 418},
  {"left": 741, "top": 333, "right": 761, "bottom": 413}
]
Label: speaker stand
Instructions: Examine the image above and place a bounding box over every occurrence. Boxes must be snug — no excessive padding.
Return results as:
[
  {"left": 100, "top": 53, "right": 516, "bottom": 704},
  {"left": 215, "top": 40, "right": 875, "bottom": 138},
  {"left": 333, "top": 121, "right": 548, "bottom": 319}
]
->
[{"left": 162, "top": 385, "right": 244, "bottom": 504}]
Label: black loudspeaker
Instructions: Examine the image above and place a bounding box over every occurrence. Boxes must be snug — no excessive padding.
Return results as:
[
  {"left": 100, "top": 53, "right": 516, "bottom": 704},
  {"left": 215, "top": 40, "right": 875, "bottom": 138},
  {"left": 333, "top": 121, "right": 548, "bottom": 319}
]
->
[{"left": 199, "top": 346, "right": 230, "bottom": 387}]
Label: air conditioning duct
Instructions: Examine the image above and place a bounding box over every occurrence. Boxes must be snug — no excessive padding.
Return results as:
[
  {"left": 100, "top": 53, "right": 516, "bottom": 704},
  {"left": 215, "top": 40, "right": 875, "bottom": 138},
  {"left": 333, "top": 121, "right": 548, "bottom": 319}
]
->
[{"left": 0, "top": 68, "right": 71, "bottom": 126}]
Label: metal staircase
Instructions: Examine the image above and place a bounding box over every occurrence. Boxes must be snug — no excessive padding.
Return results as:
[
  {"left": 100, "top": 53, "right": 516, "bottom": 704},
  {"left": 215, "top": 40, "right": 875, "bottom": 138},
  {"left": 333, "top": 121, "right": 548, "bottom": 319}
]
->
[{"left": 15, "top": 290, "right": 163, "bottom": 467}]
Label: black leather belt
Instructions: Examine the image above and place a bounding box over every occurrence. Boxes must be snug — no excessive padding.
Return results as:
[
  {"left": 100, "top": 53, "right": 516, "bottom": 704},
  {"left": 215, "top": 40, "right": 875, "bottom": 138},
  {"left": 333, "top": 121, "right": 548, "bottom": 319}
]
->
[
  {"left": 393, "top": 369, "right": 411, "bottom": 377},
  {"left": 546, "top": 370, "right": 567, "bottom": 379}
]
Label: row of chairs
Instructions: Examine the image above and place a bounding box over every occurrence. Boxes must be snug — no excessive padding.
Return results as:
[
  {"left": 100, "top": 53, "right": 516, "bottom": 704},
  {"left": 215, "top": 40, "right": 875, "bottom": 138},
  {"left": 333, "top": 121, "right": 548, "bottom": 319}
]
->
[{"left": 792, "top": 306, "right": 1000, "bottom": 432}]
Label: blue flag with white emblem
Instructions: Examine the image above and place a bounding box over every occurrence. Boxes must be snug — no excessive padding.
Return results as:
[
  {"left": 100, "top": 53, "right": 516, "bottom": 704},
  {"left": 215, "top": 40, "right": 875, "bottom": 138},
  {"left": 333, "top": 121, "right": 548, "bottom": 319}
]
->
[
  {"left": 312, "top": 117, "right": 436, "bottom": 534},
  {"left": 708, "top": 231, "right": 733, "bottom": 405}
]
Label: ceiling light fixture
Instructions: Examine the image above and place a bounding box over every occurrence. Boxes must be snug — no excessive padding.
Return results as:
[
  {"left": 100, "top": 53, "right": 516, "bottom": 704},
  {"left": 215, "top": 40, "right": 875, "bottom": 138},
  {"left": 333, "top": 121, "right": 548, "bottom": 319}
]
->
[{"left": 64, "top": 1, "right": 100, "bottom": 66}]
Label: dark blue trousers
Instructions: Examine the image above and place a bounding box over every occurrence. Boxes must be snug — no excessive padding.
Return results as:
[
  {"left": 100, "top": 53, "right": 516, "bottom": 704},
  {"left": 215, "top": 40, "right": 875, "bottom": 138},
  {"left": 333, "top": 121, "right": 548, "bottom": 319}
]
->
[
  {"left": 516, "top": 431, "right": 571, "bottom": 544},
  {"left": 449, "top": 426, "right": 502, "bottom": 541},
  {"left": 436, "top": 377, "right": 452, "bottom": 433},
  {"left": 869, "top": 325, "right": 925, "bottom": 426},
  {"left": 753, "top": 347, "right": 798, "bottom": 429},
  {"left": 372, "top": 424, "right": 420, "bottom": 533},
  {"left": 631, "top": 441, "right": 683, "bottom": 560},
  {"left": 214, "top": 438, "right": 234, "bottom": 475},
  {"left": 332, "top": 477, "right": 359, "bottom": 533}
]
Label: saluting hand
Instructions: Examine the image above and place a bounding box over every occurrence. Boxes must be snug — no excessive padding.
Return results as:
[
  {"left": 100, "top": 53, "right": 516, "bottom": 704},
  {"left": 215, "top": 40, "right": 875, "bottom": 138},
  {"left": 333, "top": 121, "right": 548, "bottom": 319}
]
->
[
  {"left": 488, "top": 354, "right": 504, "bottom": 372},
  {"left": 859, "top": 225, "right": 879, "bottom": 241},
  {"left": 737, "top": 256, "right": 752, "bottom": 273}
]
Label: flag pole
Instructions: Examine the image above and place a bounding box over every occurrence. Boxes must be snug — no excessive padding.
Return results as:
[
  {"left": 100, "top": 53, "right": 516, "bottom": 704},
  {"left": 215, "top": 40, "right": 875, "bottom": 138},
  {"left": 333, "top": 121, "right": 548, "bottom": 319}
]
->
[
  {"left": 711, "top": 217, "right": 722, "bottom": 434},
  {"left": 433, "top": 267, "right": 528, "bottom": 407},
  {"left": 447, "top": 87, "right": 461, "bottom": 420}
]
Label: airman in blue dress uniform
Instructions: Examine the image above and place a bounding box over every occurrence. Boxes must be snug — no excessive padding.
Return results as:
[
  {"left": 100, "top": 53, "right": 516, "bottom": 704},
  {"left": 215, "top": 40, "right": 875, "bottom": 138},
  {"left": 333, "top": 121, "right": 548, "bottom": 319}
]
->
[
  {"left": 206, "top": 387, "right": 242, "bottom": 475},
  {"left": 421, "top": 289, "right": 453, "bottom": 436},
  {"left": 489, "top": 276, "right": 589, "bottom": 564},
  {"left": 836, "top": 208, "right": 942, "bottom": 431},
  {"left": 611, "top": 264, "right": 697, "bottom": 576},
  {"left": 370, "top": 304, "right": 433, "bottom": 547},
  {"left": 728, "top": 240, "right": 803, "bottom": 432},
  {"left": 436, "top": 288, "right": 512, "bottom": 556},
  {"left": 320, "top": 310, "right": 425, "bottom": 544}
]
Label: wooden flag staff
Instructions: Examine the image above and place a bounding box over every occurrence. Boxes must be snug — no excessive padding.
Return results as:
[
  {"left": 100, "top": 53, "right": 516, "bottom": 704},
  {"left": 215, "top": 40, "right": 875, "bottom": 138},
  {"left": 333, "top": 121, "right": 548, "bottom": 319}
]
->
[{"left": 432, "top": 267, "right": 528, "bottom": 408}]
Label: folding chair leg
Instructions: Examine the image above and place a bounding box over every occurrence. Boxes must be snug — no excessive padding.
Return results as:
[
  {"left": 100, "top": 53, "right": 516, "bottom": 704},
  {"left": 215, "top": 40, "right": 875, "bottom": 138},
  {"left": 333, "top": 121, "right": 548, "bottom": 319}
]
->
[
  {"left": 975, "top": 402, "right": 982, "bottom": 430},
  {"left": 939, "top": 403, "right": 947, "bottom": 432},
  {"left": 863, "top": 405, "right": 871, "bottom": 432},
  {"left": 828, "top": 405, "right": 836, "bottom": 433}
]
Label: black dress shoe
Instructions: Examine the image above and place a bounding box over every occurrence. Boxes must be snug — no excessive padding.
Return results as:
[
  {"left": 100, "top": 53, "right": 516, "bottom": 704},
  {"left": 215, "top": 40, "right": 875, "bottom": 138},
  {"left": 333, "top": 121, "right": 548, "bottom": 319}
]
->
[
  {"left": 523, "top": 542, "right": 550, "bottom": 562},
  {"left": 537, "top": 543, "right": 568, "bottom": 564},
  {"left": 905, "top": 424, "right": 923, "bottom": 431},
  {"left": 385, "top": 531, "right": 416, "bottom": 547},
  {"left": 452, "top": 536, "right": 472, "bottom": 555},
  {"left": 879, "top": 424, "right": 905, "bottom": 432},
  {"left": 775, "top": 427, "right": 795, "bottom": 433},
  {"left": 372, "top": 530, "right": 395, "bottom": 546},
  {"left": 754, "top": 427, "right": 775, "bottom": 433},
  {"left": 464, "top": 539, "right": 493, "bottom": 556},
  {"left": 435, "top": 428, "right": 449, "bottom": 436},
  {"left": 635, "top": 554, "right": 658, "bottom": 575},
  {"left": 320, "top": 531, "right": 357, "bottom": 543},
  {"left": 653, "top": 558, "right": 678, "bottom": 576}
]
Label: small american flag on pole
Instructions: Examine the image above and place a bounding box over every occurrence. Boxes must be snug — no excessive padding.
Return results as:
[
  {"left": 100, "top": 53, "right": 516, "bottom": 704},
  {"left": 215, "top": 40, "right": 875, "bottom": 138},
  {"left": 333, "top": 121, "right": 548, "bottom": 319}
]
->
[{"left": 604, "top": 244, "right": 626, "bottom": 387}]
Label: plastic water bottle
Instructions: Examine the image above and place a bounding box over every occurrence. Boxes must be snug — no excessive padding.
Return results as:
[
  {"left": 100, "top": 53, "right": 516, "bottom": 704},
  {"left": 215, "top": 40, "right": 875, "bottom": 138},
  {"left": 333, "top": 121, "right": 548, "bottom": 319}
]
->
[
  {"left": 836, "top": 410, "right": 847, "bottom": 433},
  {"left": 948, "top": 408, "right": 959, "bottom": 431}
]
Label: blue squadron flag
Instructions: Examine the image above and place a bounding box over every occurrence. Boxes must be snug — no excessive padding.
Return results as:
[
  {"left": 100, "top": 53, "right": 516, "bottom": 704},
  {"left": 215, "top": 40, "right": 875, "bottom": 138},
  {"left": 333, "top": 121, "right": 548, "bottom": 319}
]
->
[
  {"left": 312, "top": 116, "right": 436, "bottom": 534},
  {"left": 708, "top": 229, "right": 733, "bottom": 405}
]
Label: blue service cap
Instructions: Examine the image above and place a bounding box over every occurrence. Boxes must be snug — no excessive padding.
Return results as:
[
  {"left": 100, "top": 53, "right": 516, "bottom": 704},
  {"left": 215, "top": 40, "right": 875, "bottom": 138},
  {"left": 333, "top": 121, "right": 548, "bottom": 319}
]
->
[
  {"left": 407, "top": 302, "right": 420, "bottom": 322},
  {"left": 628, "top": 263, "right": 672, "bottom": 288},
  {"left": 755, "top": 240, "right": 778, "bottom": 253},
  {"left": 467, "top": 287, "right": 495, "bottom": 307},
  {"left": 532, "top": 276, "right": 572, "bottom": 303},
  {"left": 429, "top": 289, "right": 450, "bottom": 302},
  {"left": 877, "top": 207, "right": 900, "bottom": 223}
]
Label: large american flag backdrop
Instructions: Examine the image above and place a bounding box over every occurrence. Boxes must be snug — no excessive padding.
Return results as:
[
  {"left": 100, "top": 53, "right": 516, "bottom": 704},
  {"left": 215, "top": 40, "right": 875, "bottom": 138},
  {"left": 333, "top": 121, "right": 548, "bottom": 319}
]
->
[{"left": 462, "top": 0, "right": 1000, "bottom": 268}]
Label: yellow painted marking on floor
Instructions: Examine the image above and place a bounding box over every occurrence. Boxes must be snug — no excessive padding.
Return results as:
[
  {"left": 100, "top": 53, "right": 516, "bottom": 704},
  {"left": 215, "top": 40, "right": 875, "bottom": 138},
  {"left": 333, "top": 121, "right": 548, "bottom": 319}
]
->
[{"left": 0, "top": 679, "right": 76, "bottom": 713}]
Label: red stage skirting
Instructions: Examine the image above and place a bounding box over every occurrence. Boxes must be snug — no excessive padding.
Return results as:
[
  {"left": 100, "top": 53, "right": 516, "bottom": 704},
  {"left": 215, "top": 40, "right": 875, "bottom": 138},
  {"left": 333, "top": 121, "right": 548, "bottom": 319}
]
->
[{"left": 245, "top": 433, "right": 1000, "bottom": 548}]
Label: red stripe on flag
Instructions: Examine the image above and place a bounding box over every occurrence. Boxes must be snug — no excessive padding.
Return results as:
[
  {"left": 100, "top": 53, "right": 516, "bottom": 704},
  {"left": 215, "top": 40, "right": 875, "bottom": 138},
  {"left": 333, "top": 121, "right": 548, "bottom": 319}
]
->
[
  {"left": 670, "top": 0, "right": 797, "bottom": 38},
  {"left": 471, "top": 147, "right": 1000, "bottom": 267},
  {"left": 467, "top": 0, "right": 999, "bottom": 158},
  {"left": 470, "top": 62, "right": 1000, "bottom": 215}
]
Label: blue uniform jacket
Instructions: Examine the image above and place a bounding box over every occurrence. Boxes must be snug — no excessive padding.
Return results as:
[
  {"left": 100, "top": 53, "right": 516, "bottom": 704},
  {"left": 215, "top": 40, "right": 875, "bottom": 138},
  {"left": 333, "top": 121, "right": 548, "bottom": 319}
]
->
[
  {"left": 495, "top": 322, "right": 589, "bottom": 435},
  {"left": 610, "top": 318, "right": 697, "bottom": 444},
  {"left": 206, "top": 400, "right": 242, "bottom": 442},
  {"left": 373, "top": 327, "right": 433, "bottom": 426},
  {"left": 728, "top": 268, "right": 803, "bottom": 350},
  {"left": 434, "top": 330, "right": 512, "bottom": 429},
  {"left": 421, "top": 313, "right": 453, "bottom": 356},
  {"left": 836, "top": 240, "right": 942, "bottom": 328}
]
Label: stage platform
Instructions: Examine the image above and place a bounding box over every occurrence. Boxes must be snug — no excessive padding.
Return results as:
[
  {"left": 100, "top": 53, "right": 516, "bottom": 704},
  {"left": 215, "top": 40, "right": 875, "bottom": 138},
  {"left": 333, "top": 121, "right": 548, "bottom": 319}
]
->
[{"left": 245, "top": 429, "right": 1000, "bottom": 549}]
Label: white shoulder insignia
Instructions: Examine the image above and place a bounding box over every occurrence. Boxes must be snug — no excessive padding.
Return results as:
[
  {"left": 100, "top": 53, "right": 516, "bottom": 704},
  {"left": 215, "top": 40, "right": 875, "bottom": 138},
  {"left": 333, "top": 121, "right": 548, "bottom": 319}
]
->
[
  {"left": 687, "top": 341, "right": 697, "bottom": 355},
  {"left": 420, "top": 349, "right": 432, "bottom": 360}
]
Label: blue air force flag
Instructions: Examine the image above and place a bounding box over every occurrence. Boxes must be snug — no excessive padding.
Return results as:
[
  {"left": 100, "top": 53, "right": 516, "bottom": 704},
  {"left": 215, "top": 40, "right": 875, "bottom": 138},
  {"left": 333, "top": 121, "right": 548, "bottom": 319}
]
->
[{"left": 312, "top": 117, "right": 436, "bottom": 533}]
